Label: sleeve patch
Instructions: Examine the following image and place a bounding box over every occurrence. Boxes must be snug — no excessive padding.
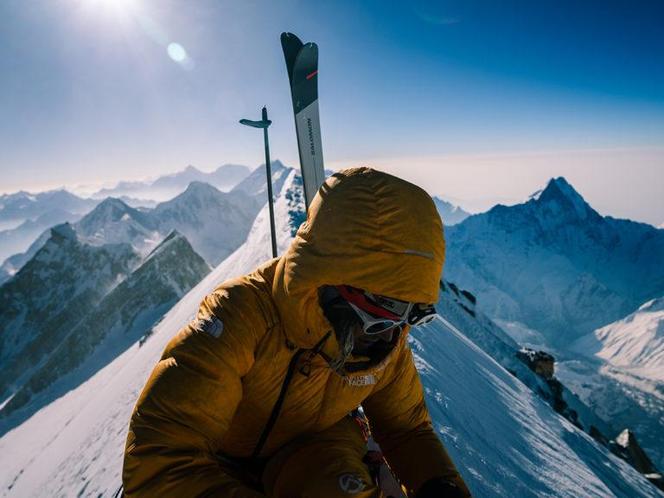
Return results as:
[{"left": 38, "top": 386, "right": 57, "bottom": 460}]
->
[{"left": 194, "top": 315, "right": 224, "bottom": 338}]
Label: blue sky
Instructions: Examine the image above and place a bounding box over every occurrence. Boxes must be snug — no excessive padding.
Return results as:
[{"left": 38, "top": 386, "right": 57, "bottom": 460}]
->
[{"left": 1, "top": 0, "right": 663, "bottom": 224}]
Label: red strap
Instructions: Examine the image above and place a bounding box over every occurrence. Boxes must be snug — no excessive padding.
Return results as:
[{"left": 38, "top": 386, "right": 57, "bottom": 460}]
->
[{"left": 337, "top": 286, "right": 401, "bottom": 320}]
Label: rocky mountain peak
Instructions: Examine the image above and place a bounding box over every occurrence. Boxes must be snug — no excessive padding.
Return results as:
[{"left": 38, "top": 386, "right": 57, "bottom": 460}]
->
[
  {"left": 610, "top": 429, "right": 660, "bottom": 480},
  {"left": 182, "top": 181, "right": 219, "bottom": 196},
  {"left": 143, "top": 229, "right": 185, "bottom": 261},
  {"left": 88, "top": 197, "right": 133, "bottom": 219},
  {"left": 48, "top": 222, "right": 78, "bottom": 244},
  {"left": 531, "top": 177, "right": 594, "bottom": 221}
]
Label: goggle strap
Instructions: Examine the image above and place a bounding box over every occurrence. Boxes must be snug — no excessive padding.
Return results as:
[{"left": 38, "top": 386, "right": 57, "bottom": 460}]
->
[{"left": 336, "top": 285, "right": 402, "bottom": 321}]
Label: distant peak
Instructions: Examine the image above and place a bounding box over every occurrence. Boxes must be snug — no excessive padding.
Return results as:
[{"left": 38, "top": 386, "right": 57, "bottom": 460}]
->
[
  {"left": 184, "top": 181, "right": 219, "bottom": 194},
  {"left": 162, "top": 229, "right": 182, "bottom": 242},
  {"left": 268, "top": 159, "right": 286, "bottom": 170},
  {"left": 144, "top": 229, "right": 194, "bottom": 263},
  {"left": 534, "top": 177, "right": 592, "bottom": 219},
  {"left": 184, "top": 165, "right": 200, "bottom": 173},
  {"left": 545, "top": 177, "right": 582, "bottom": 199},
  {"left": 150, "top": 229, "right": 183, "bottom": 252},
  {"left": 97, "top": 197, "right": 131, "bottom": 211}
]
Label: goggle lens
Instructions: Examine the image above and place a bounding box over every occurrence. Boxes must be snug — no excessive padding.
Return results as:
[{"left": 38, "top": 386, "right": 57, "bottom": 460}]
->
[
  {"left": 337, "top": 285, "right": 438, "bottom": 335},
  {"left": 365, "top": 320, "right": 402, "bottom": 335}
]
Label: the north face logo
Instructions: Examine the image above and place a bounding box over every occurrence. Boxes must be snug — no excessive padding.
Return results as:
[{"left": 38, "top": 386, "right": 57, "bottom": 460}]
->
[{"left": 345, "top": 375, "right": 376, "bottom": 387}]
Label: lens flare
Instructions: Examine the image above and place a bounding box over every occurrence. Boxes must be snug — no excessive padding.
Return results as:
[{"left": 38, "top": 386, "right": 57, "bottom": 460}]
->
[
  {"left": 167, "top": 42, "right": 195, "bottom": 70},
  {"left": 167, "top": 43, "right": 187, "bottom": 62}
]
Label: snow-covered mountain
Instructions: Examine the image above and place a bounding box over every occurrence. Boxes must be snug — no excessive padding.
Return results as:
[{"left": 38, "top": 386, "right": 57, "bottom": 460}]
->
[
  {"left": 445, "top": 177, "right": 664, "bottom": 347},
  {"left": 77, "top": 182, "right": 262, "bottom": 265},
  {"left": 0, "top": 209, "right": 83, "bottom": 263},
  {"left": 553, "top": 298, "right": 664, "bottom": 470},
  {"left": 433, "top": 196, "right": 470, "bottom": 226},
  {"left": 444, "top": 177, "right": 664, "bottom": 473},
  {"left": 0, "top": 190, "right": 97, "bottom": 263},
  {"left": 0, "top": 224, "right": 140, "bottom": 404},
  {"left": 92, "top": 163, "right": 251, "bottom": 201},
  {"left": 0, "top": 171, "right": 661, "bottom": 497},
  {"left": 0, "top": 190, "right": 97, "bottom": 227},
  {"left": 555, "top": 354, "right": 664, "bottom": 475},
  {"left": 0, "top": 230, "right": 210, "bottom": 424},
  {"left": 232, "top": 159, "right": 292, "bottom": 199},
  {"left": 75, "top": 198, "right": 161, "bottom": 253},
  {"left": 0, "top": 179, "right": 263, "bottom": 282},
  {"left": 151, "top": 181, "right": 262, "bottom": 265},
  {"left": 0, "top": 230, "right": 53, "bottom": 285},
  {"left": 573, "top": 298, "right": 664, "bottom": 383}
]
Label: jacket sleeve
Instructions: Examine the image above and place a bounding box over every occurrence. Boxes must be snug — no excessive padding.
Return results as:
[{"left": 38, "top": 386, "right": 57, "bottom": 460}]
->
[
  {"left": 363, "top": 339, "right": 470, "bottom": 497},
  {"left": 122, "top": 289, "right": 265, "bottom": 498}
]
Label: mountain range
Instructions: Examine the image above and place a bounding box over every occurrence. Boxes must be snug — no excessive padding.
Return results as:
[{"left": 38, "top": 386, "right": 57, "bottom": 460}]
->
[
  {"left": 445, "top": 177, "right": 664, "bottom": 347},
  {"left": 91, "top": 163, "right": 250, "bottom": 201},
  {"left": 444, "top": 176, "right": 664, "bottom": 472},
  {"left": 0, "top": 170, "right": 660, "bottom": 497},
  {"left": 0, "top": 190, "right": 97, "bottom": 227},
  {"left": 0, "top": 163, "right": 253, "bottom": 266}
]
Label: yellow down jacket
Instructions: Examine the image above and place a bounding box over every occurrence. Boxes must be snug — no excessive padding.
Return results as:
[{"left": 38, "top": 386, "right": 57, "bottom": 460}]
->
[{"left": 123, "top": 167, "right": 462, "bottom": 497}]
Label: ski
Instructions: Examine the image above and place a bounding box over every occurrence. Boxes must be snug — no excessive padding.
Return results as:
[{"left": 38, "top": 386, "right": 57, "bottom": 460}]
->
[
  {"left": 281, "top": 32, "right": 326, "bottom": 209},
  {"left": 281, "top": 34, "right": 404, "bottom": 497}
]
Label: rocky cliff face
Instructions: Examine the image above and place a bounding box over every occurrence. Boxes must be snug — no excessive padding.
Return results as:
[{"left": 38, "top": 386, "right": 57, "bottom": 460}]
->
[
  {"left": 610, "top": 429, "right": 664, "bottom": 491},
  {"left": 1, "top": 231, "right": 210, "bottom": 418},
  {"left": 0, "top": 224, "right": 140, "bottom": 402}
]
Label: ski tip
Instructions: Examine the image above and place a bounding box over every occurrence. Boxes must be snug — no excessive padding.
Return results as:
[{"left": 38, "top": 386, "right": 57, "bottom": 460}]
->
[
  {"left": 281, "top": 32, "right": 303, "bottom": 45},
  {"left": 302, "top": 42, "right": 319, "bottom": 59}
]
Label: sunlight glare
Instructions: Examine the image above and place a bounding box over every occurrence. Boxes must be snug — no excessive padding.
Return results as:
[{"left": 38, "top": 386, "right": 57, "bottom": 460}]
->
[
  {"left": 85, "top": 0, "right": 140, "bottom": 21},
  {"left": 167, "top": 43, "right": 187, "bottom": 62},
  {"left": 167, "top": 42, "right": 195, "bottom": 70}
]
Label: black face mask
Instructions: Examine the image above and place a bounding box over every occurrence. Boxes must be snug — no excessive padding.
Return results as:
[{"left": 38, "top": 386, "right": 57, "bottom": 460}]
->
[{"left": 318, "top": 286, "right": 401, "bottom": 374}]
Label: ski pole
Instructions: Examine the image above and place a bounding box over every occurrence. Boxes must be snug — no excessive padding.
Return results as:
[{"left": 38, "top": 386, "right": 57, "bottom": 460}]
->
[{"left": 240, "top": 107, "right": 278, "bottom": 258}]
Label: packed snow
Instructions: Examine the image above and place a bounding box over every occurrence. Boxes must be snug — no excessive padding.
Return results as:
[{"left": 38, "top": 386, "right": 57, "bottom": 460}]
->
[{"left": 572, "top": 298, "right": 664, "bottom": 383}]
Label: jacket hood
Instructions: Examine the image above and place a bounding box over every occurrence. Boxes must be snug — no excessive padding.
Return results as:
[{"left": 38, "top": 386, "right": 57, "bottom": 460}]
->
[{"left": 272, "top": 167, "right": 445, "bottom": 361}]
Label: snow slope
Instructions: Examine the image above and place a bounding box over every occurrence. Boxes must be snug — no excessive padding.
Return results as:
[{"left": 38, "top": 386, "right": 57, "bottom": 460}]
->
[
  {"left": 555, "top": 298, "right": 664, "bottom": 470},
  {"left": 572, "top": 298, "right": 664, "bottom": 383},
  {"left": 0, "top": 172, "right": 660, "bottom": 497},
  {"left": 411, "top": 318, "right": 660, "bottom": 497}
]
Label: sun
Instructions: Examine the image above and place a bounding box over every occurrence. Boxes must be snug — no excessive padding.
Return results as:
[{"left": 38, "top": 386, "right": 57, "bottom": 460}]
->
[{"left": 83, "top": 0, "right": 140, "bottom": 20}]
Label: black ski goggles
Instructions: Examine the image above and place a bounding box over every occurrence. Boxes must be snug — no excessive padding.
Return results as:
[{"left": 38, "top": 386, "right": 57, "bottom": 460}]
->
[{"left": 336, "top": 285, "right": 438, "bottom": 335}]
